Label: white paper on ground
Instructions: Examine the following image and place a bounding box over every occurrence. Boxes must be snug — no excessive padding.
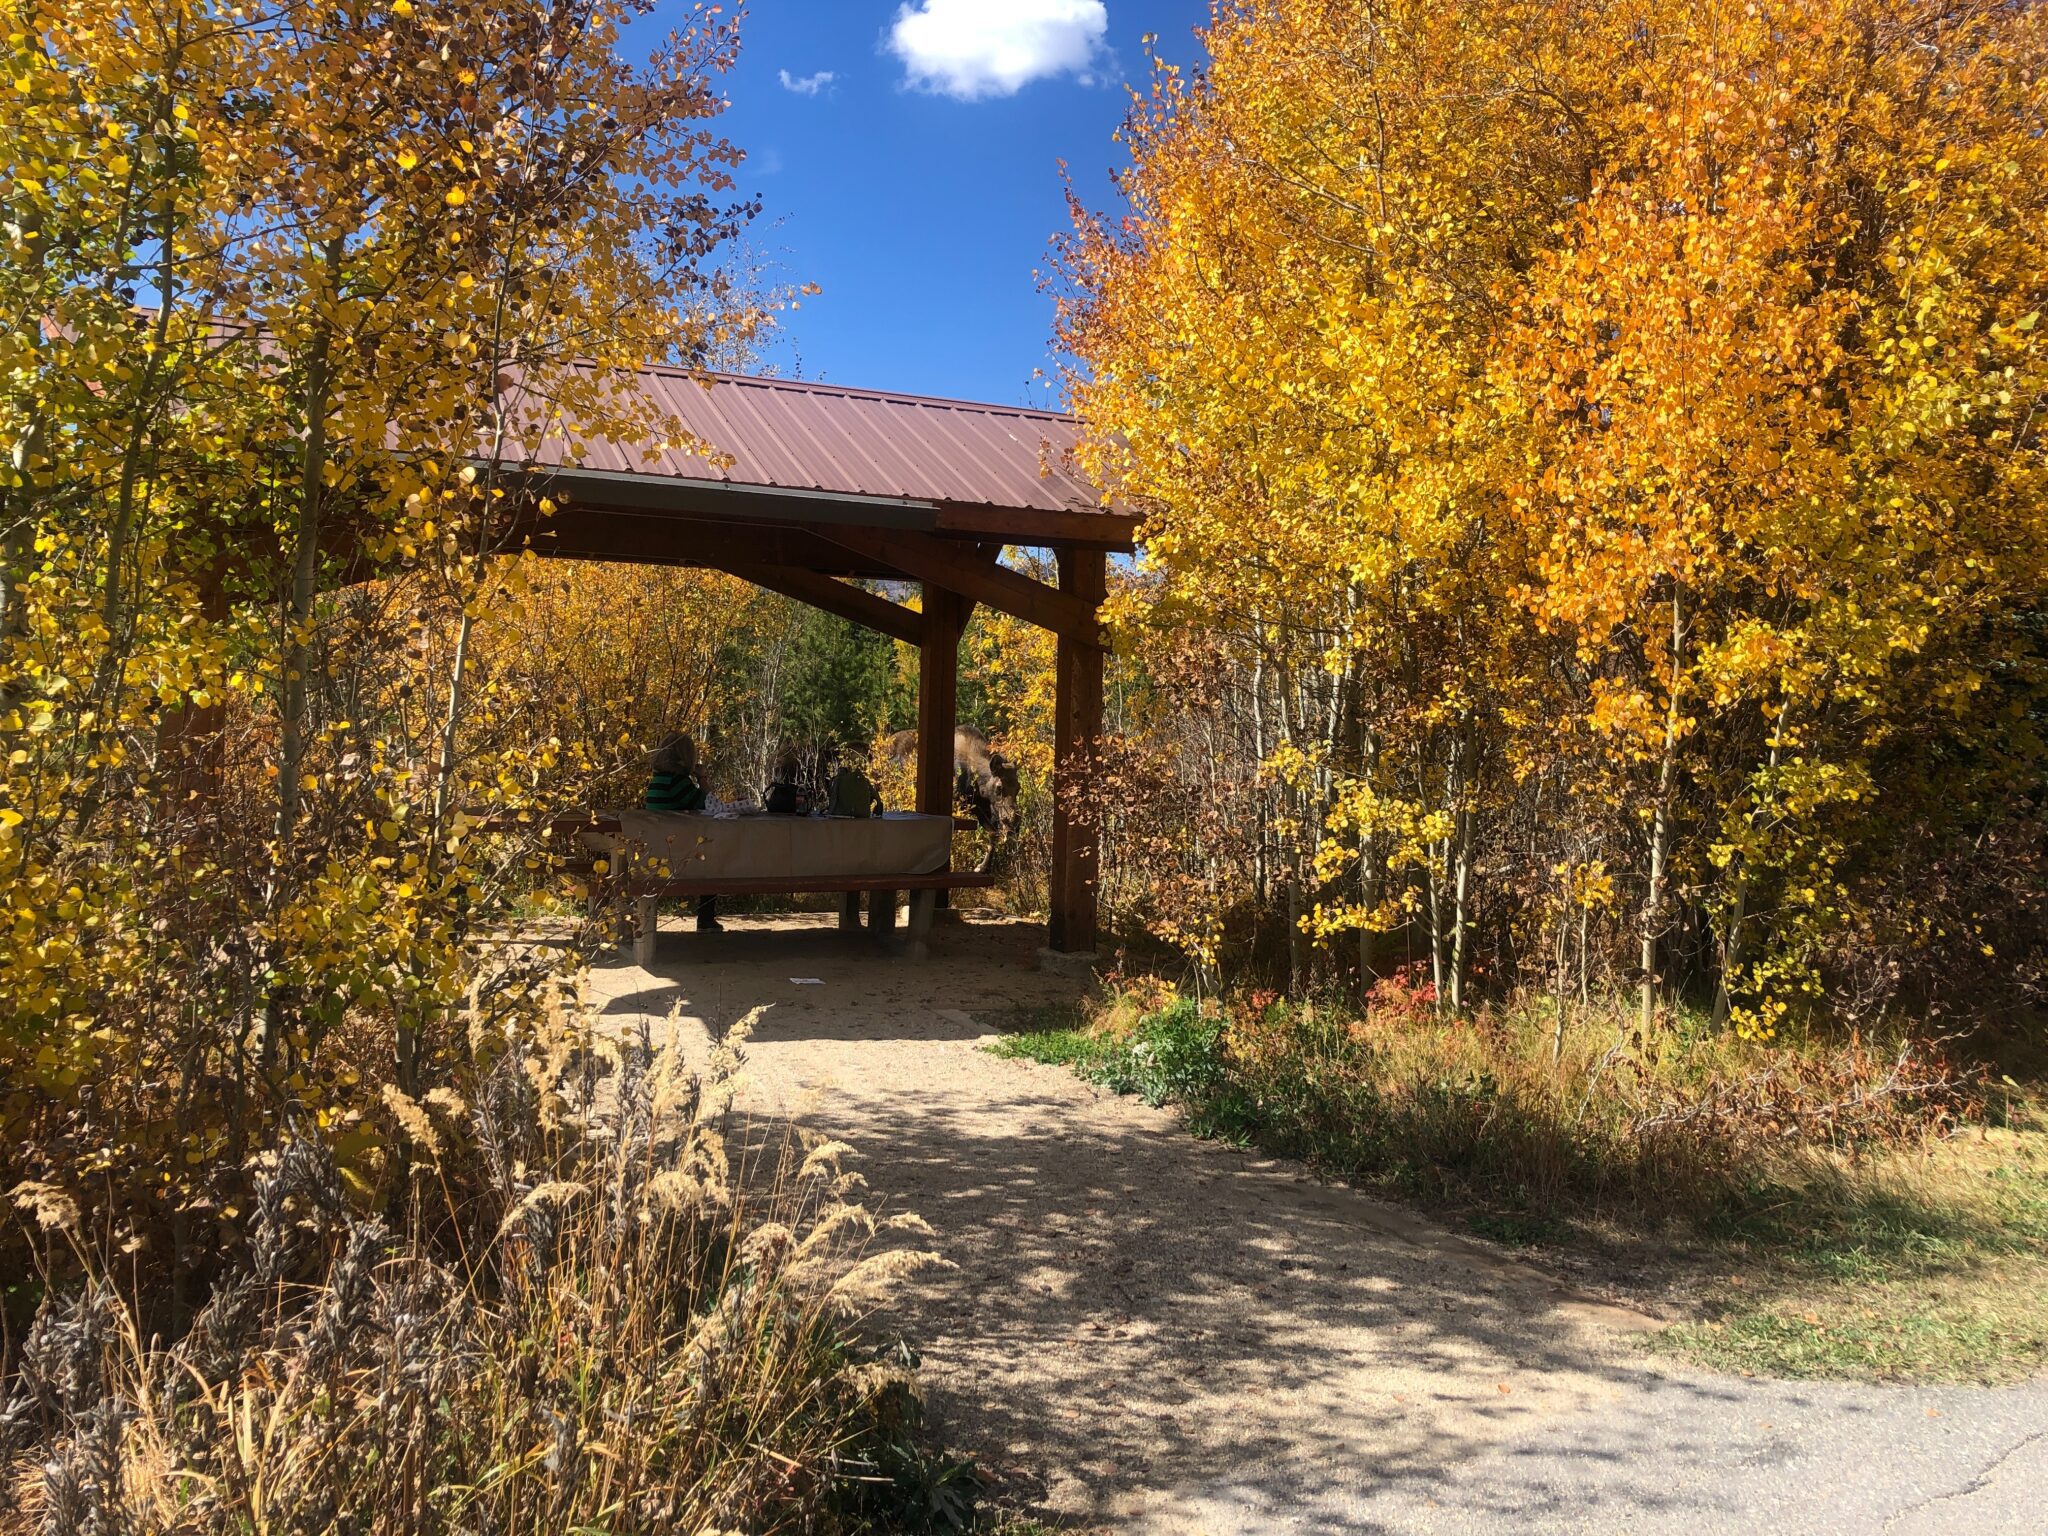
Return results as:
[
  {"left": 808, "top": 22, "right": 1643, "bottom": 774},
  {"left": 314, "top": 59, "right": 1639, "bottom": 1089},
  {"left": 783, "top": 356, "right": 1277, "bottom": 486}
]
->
[{"left": 789, "top": 977, "right": 825, "bottom": 986}]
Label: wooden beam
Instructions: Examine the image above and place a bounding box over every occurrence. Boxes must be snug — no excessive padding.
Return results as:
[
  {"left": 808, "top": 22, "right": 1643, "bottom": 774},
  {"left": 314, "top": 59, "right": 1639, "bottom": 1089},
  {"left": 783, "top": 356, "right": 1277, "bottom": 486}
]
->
[
  {"left": 722, "top": 564, "right": 922, "bottom": 645},
  {"left": 516, "top": 509, "right": 899, "bottom": 575},
  {"left": 1049, "top": 548, "right": 1108, "bottom": 954},
  {"left": 519, "top": 465, "right": 943, "bottom": 532},
  {"left": 934, "top": 500, "right": 1141, "bottom": 550},
  {"left": 917, "top": 585, "right": 969, "bottom": 824},
  {"left": 815, "top": 525, "right": 1106, "bottom": 642}
]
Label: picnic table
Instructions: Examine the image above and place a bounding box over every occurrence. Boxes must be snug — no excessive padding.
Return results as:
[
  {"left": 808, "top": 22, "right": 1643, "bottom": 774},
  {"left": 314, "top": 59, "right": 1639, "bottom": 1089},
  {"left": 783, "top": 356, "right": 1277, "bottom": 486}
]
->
[{"left": 582, "top": 810, "right": 995, "bottom": 964}]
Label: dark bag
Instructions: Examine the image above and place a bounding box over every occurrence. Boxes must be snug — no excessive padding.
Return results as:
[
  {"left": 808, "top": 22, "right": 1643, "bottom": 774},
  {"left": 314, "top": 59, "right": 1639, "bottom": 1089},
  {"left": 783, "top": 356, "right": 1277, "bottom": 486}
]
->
[{"left": 827, "top": 767, "right": 879, "bottom": 818}]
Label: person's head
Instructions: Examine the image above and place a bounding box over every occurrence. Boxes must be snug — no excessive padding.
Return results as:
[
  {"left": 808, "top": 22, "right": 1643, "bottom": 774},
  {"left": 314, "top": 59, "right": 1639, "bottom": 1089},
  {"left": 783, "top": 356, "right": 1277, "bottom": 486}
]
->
[
  {"left": 774, "top": 748, "right": 803, "bottom": 785},
  {"left": 652, "top": 733, "right": 696, "bottom": 776}
]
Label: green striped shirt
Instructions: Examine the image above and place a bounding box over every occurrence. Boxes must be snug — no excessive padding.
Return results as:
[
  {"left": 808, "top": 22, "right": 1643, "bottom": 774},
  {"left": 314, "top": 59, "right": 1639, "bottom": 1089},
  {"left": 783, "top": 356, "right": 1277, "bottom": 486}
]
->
[{"left": 644, "top": 770, "right": 706, "bottom": 814}]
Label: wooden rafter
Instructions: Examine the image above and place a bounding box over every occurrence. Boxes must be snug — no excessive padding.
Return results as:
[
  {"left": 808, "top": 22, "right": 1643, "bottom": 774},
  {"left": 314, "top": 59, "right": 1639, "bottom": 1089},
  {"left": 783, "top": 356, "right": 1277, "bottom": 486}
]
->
[
  {"left": 720, "top": 564, "right": 923, "bottom": 645},
  {"left": 813, "top": 525, "right": 1106, "bottom": 643},
  {"left": 517, "top": 510, "right": 898, "bottom": 576}
]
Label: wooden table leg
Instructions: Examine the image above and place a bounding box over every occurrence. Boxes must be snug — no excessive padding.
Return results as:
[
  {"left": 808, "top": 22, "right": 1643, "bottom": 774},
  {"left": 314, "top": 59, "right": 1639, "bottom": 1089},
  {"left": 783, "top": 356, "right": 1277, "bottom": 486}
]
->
[
  {"left": 633, "top": 894, "right": 659, "bottom": 968},
  {"left": 868, "top": 889, "right": 899, "bottom": 939},
  {"left": 839, "top": 891, "right": 863, "bottom": 932},
  {"left": 905, "top": 888, "right": 936, "bottom": 962}
]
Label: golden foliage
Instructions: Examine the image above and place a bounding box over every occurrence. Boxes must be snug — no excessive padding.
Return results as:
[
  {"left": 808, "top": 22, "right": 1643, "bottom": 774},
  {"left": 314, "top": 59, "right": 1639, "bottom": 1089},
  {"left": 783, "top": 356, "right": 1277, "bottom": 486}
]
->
[
  {"left": 1059, "top": 0, "right": 2048, "bottom": 1029},
  {"left": 0, "top": 0, "right": 760, "bottom": 1251}
]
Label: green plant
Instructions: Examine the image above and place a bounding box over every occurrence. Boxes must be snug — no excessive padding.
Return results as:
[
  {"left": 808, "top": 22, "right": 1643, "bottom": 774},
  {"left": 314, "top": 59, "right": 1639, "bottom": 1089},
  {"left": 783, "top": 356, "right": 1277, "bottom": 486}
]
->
[
  {"left": 986, "top": 1008, "right": 1125, "bottom": 1077},
  {"left": 996, "top": 1000, "right": 1256, "bottom": 1140}
]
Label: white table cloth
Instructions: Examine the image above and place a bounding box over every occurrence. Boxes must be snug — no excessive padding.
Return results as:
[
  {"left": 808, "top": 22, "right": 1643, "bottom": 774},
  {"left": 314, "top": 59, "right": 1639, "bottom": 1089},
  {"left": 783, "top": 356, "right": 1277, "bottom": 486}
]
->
[{"left": 599, "top": 811, "right": 954, "bottom": 882}]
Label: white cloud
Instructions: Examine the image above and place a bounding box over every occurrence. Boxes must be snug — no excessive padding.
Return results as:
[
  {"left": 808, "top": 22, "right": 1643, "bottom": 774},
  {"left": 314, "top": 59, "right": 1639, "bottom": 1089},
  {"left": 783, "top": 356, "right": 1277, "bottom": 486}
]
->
[
  {"left": 778, "top": 68, "right": 837, "bottom": 97},
  {"left": 887, "top": 0, "right": 1109, "bottom": 101}
]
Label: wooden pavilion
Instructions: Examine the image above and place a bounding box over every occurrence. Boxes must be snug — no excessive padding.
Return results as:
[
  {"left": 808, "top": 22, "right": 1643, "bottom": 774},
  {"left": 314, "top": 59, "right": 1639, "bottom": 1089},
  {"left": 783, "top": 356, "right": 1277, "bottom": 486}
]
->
[{"left": 511, "top": 368, "right": 1139, "bottom": 955}]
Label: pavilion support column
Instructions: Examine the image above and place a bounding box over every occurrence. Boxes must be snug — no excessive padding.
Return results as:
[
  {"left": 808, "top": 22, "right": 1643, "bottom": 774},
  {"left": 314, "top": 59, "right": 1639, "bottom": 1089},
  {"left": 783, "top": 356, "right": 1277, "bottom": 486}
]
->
[
  {"left": 902, "top": 586, "right": 966, "bottom": 931},
  {"left": 1049, "top": 549, "right": 1107, "bottom": 955},
  {"left": 159, "top": 552, "right": 231, "bottom": 814},
  {"left": 916, "top": 585, "right": 967, "bottom": 822},
  {"left": 909, "top": 585, "right": 968, "bottom": 937}
]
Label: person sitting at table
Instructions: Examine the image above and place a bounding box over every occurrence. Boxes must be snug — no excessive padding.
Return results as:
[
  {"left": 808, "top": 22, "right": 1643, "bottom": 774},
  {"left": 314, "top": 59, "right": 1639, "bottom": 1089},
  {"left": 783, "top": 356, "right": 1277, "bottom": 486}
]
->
[
  {"left": 646, "top": 732, "right": 707, "bottom": 813},
  {"left": 645, "top": 733, "right": 719, "bottom": 932}
]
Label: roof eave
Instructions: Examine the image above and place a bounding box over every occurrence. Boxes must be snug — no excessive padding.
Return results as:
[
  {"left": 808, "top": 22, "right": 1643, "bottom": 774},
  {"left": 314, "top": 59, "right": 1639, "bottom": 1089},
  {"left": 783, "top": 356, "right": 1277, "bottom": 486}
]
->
[{"left": 515, "top": 464, "right": 1139, "bottom": 551}]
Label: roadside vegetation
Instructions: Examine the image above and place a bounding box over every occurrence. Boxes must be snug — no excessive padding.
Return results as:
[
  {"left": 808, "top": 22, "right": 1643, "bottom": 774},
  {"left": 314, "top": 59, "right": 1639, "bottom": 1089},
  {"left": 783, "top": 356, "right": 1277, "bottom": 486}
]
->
[
  {"left": 5, "top": 0, "right": 2047, "bottom": 1522},
  {"left": 0, "top": 0, "right": 989, "bottom": 1526},
  {"left": 993, "top": 985, "right": 2047, "bottom": 1385},
  {"left": 6, "top": 1005, "right": 973, "bottom": 1532},
  {"left": 981, "top": 0, "right": 2048, "bottom": 1393}
]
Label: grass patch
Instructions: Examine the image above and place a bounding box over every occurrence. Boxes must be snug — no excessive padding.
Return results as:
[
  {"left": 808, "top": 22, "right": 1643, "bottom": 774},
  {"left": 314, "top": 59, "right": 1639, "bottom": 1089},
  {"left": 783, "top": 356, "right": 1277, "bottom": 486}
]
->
[
  {"left": 1467, "top": 1209, "right": 1572, "bottom": 1248},
  {"left": 988, "top": 1012, "right": 1127, "bottom": 1076},
  {"left": 987, "top": 987, "right": 2048, "bottom": 1385},
  {"left": 1660, "top": 1118, "right": 2048, "bottom": 1382},
  {"left": 1657, "top": 1276, "right": 2047, "bottom": 1383}
]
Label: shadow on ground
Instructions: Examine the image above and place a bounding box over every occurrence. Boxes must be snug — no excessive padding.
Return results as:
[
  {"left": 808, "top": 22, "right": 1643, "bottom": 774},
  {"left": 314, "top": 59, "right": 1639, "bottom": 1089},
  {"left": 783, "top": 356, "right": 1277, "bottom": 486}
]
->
[{"left": 587, "top": 913, "right": 2043, "bottom": 1535}]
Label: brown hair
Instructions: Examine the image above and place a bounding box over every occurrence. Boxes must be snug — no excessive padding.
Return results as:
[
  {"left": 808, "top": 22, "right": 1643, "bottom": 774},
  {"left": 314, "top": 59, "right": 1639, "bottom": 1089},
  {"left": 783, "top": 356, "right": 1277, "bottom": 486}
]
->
[{"left": 652, "top": 733, "right": 697, "bottom": 776}]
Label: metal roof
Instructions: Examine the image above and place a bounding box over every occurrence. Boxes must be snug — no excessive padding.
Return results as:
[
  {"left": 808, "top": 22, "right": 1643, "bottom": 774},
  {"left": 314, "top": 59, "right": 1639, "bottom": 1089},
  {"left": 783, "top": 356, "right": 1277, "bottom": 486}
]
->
[{"left": 534, "top": 367, "right": 1119, "bottom": 517}]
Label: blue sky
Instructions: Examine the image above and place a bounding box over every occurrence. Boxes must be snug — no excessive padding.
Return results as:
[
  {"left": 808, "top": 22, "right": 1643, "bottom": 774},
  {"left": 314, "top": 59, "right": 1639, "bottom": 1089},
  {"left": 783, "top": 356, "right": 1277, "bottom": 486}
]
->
[{"left": 682, "top": 1, "right": 1212, "bottom": 407}]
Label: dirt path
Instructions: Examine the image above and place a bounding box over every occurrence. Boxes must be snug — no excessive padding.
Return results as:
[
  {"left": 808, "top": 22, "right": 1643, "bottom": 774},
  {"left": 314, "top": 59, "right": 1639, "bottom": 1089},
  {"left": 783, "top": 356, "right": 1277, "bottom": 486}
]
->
[{"left": 589, "top": 913, "right": 2047, "bottom": 1534}]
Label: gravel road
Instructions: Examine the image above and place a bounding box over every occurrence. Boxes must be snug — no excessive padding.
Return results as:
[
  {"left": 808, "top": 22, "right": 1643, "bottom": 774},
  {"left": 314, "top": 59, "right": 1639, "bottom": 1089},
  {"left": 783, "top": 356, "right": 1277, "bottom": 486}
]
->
[{"left": 590, "top": 912, "right": 2047, "bottom": 1534}]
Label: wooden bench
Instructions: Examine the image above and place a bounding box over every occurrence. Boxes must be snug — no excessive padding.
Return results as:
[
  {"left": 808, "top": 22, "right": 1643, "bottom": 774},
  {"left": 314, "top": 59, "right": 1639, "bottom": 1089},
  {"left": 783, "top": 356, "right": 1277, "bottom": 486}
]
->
[{"left": 626, "top": 869, "right": 998, "bottom": 966}]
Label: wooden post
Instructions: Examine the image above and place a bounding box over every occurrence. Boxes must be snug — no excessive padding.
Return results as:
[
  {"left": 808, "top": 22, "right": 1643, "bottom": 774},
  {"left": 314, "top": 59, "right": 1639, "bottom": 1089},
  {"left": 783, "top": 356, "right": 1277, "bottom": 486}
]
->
[
  {"left": 158, "top": 553, "right": 231, "bottom": 813},
  {"left": 634, "top": 894, "right": 660, "bottom": 968},
  {"left": 916, "top": 583, "right": 965, "bottom": 827},
  {"left": 1049, "top": 549, "right": 1107, "bottom": 954},
  {"left": 867, "top": 887, "right": 898, "bottom": 938},
  {"left": 905, "top": 887, "right": 937, "bottom": 962}
]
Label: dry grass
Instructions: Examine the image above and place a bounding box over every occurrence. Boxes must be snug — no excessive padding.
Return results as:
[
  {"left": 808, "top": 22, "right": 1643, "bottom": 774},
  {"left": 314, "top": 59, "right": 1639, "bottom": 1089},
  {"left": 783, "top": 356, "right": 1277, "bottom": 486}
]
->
[
  {"left": 1, "top": 1001, "right": 969, "bottom": 1534},
  {"left": 993, "top": 984, "right": 2045, "bottom": 1383},
  {"left": 1657, "top": 1108, "right": 2048, "bottom": 1383},
  {"left": 997, "top": 988, "right": 1981, "bottom": 1222}
]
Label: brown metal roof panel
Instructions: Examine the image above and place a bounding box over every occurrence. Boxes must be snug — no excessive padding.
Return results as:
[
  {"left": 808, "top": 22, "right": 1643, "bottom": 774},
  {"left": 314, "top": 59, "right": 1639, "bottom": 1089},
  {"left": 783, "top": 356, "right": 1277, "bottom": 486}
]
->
[
  {"left": 522, "top": 365, "right": 1128, "bottom": 520},
  {"left": 907, "top": 404, "right": 1011, "bottom": 495},
  {"left": 674, "top": 375, "right": 997, "bottom": 503},
  {"left": 774, "top": 386, "right": 919, "bottom": 497},
  {"left": 850, "top": 397, "right": 982, "bottom": 502},
  {"left": 675, "top": 376, "right": 795, "bottom": 487},
  {"left": 689, "top": 375, "right": 887, "bottom": 497},
  {"left": 954, "top": 411, "right": 1083, "bottom": 511},
  {"left": 778, "top": 391, "right": 944, "bottom": 500},
  {"left": 791, "top": 389, "right": 963, "bottom": 501},
  {"left": 899, "top": 399, "right": 1069, "bottom": 509},
  {"left": 652, "top": 372, "right": 757, "bottom": 485}
]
